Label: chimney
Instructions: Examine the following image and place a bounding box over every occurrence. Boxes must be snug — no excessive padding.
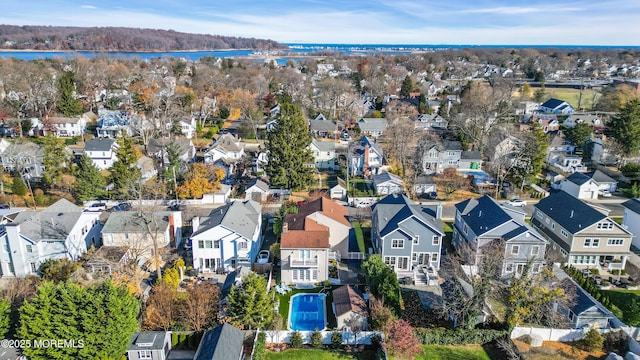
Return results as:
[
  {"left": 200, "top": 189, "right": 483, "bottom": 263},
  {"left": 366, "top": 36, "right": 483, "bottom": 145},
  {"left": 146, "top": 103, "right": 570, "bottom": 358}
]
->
[
  {"left": 436, "top": 202, "right": 442, "bottom": 219},
  {"left": 363, "top": 144, "right": 370, "bottom": 169},
  {"left": 192, "top": 216, "right": 200, "bottom": 232},
  {"left": 282, "top": 222, "right": 288, "bottom": 234}
]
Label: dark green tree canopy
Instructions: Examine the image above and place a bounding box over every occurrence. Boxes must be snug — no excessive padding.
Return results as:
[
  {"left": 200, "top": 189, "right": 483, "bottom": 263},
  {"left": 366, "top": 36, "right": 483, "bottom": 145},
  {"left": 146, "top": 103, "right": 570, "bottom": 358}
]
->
[
  {"left": 564, "top": 122, "right": 593, "bottom": 148},
  {"left": 265, "top": 102, "right": 314, "bottom": 190},
  {"left": 74, "top": 154, "right": 106, "bottom": 202},
  {"left": 41, "top": 135, "right": 70, "bottom": 189},
  {"left": 226, "top": 272, "right": 274, "bottom": 330},
  {"left": 110, "top": 134, "right": 142, "bottom": 199},
  {"left": 608, "top": 99, "right": 640, "bottom": 157},
  {"left": 400, "top": 75, "right": 414, "bottom": 98},
  {"left": 56, "top": 71, "right": 84, "bottom": 117}
]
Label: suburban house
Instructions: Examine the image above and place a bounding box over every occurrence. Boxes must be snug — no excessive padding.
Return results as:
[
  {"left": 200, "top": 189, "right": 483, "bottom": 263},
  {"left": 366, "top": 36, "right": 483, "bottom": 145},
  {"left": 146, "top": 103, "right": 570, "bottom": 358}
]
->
[
  {"left": 96, "top": 110, "right": 132, "bottom": 138},
  {"left": 527, "top": 114, "right": 560, "bottom": 133},
  {"left": 590, "top": 137, "right": 619, "bottom": 166},
  {"left": 547, "top": 151, "right": 587, "bottom": 174},
  {"left": 190, "top": 200, "right": 262, "bottom": 273},
  {"left": 556, "top": 278, "right": 613, "bottom": 329},
  {"left": 421, "top": 138, "right": 482, "bottom": 174},
  {"left": 539, "top": 98, "right": 575, "bottom": 114},
  {"left": 622, "top": 199, "right": 640, "bottom": 249},
  {"left": 310, "top": 138, "right": 338, "bottom": 170},
  {"left": 453, "top": 195, "right": 547, "bottom": 277},
  {"left": 356, "top": 118, "right": 388, "bottom": 138},
  {"left": 280, "top": 214, "right": 330, "bottom": 285},
  {"left": 204, "top": 133, "right": 245, "bottom": 165},
  {"left": 413, "top": 175, "right": 437, "bottom": 197},
  {"left": 101, "top": 211, "right": 183, "bottom": 262},
  {"left": 177, "top": 116, "right": 197, "bottom": 139},
  {"left": 564, "top": 113, "right": 603, "bottom": 131},
  {"left": 244, "top": 178, "right": 270, "bottom": 202},
  {"left": 371, "top": 194, "right": 444, "bottom": 281},
  {"left": 333, "top": 285, "right": 369, "bottom": 331},
  {"left": 0, "top": 199, "right": 103, "bottom": 277},
  {"left": 348, "top": 136, "right": 386, "bottom": 176},
  {"left": 558, "top": 172, "right": 600, "bottom": 200},
  {"left": 82, "top": 246, "right": 130, "bottom": 276},
  {"left": 137, "top": 156, "right": 158, "bottom": 182},
  {"left": 46, "top": 116, "right": 86, "bottom": 137},
  {"left": 373, "top": 172, "right": 404, "bottom": 195},
  {"left": 193, "top": 323, "right": 245, "bottom": 360},
  {"left": 413, "top": 114, "right": 448, "bottom": 132},
  {"left": 0, "top": 139, "right": 44, "bottom": 180},
  {"left": 147, "top": 138, "right": 196, "bottom": 167},
  {"left": 296, "top": 197, "right": 351, "bottom": 258},
  {"left": 84, "top": 138, "right": 119, "bottom": 170},
  {"left": 584, "top": 170, "right": 617, "bottom": 193},
  {"left": 126, "top": 332, "right": 172, "bottom": 360},
  {"left": 532, "top": 191, "right": 632, "bottom": 271},
  {"left": 330, "top": 177, "right": 347, "bottom": 201},
  {"left": 309, "top": 114, "right": 338, "bottom": 138}
]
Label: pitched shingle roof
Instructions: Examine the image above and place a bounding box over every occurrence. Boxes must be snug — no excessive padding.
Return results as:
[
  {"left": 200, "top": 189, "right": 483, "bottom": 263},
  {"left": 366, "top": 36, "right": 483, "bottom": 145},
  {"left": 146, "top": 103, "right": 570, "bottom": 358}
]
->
[
  {"left": 84, "top": 138, "right": 116, "bottom": 152},
  {"left": 533, "top": 191, "right": 606, "bottom": 234},
  {"left": 373, "top": 172, "right": 403, "bottom": 186},
  {"left": 373, "top": 194, "right": 443, "bottom": 238},
  {"left": 333, "top": 285, "right": 368, "bottom": 317},
  {"left": 193, "top": 323, "right": 244, "bottom": 360},
  {"left": 454, "top": 195, "right": 512, "bottom": 236},
  {"left": 566, "top": 172, "right": 593, "bottom": 186},
  {"left": 297, "top": 197, "right": 351, "bottom": 228},
  {"left": 102, "top": 211, "right": 174, "bottom": 234},
  {"left": 357, "top": 118, "right": 388, "bottom": 133},
  {"left": 622, "top": 198, "right": 640, "bottom": 214},
  {"left": 584, "top": 170, "right": 616, "bottom": 184},
  {"left": 192, "top": 200, "right": 261, "bottom": 239},
  {"left": 12, "top": 198, "right": 84, "bottom": 242},
  {"left": 541, "top": 98, "right": 567, "bottom": 109}
]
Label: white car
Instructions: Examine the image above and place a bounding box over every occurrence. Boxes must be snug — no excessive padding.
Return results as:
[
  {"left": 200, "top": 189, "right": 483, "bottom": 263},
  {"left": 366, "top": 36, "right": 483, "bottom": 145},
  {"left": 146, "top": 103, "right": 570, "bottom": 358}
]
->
[
  {"left": 599, "top": 190, "right": 612, "bottom": 197},
  {"left": 256, "top": 250, "right": 270, "bottom": 264},
  {"left": 505, "top": 199, "right": 527, "bottom": 207}
]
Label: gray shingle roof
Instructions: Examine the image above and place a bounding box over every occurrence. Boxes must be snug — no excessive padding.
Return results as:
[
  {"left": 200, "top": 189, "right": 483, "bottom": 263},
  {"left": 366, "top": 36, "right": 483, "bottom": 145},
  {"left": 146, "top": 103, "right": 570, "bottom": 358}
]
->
[
  {"left": 309, "top": 119, "right": 338, "bottom": 133},
  {"left": 12, "top": 198, "right": 84, "bottom": 242},
  {"left": 533, "top": 191, "right": 606, "bottom": 234},
  {"left": 84, "top": 138, "right": 116, "bottom": 152},
  {"left": 622, "top": 198, "right": 640, "bottom": 214},
  {"left": 566, "top": 172, "right": 593, "bottom": 186},
  {"left": 584, "top": 170, "right": 616, "bottom": 184},
  {"left": 357, "top": 118, "right": 388, "bottom": 133},
  {"left": 372, "top": 194, "right": 443, "bottom": 238},
  {"left": 373, "top": 172, "right": 403, "bottom": 186},
  {"left": 312, "top": 139, "right": 336, "bottom": 152},
  {"left": 192, "top": 200, "right": 261, "bottom": 239},
  {"left": 194, "top": 323, "right": 244, "bottom": 360},
  {"left": 455, "top": 195, "right": 513, "bottom": 236},
  {"left": 127, "top": 332, "right": 168, "bottom": 352},
  {"left": 461, "top": 151, "right": 482, "bottom": 160},
  {"left": 211, "top": 133, "right": 242, "bottom": 153},
  {"left": 101, "top": 211, "right": 173, "bottom": 234}
]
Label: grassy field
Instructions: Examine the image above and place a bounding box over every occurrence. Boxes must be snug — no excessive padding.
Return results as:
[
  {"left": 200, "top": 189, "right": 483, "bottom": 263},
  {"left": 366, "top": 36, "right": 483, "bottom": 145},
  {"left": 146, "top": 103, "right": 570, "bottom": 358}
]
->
[
  {"left": 602, "top": 289, "right": 640, "bottom": 326},
  {"left": 411, "top": 345, "right": 492, "bottom": 360},
  {"left": 352, "top": 221, "right": 366, "bottom": 253},
  {"left": 266, "top": 349, "right": 376, "bottom": 360},
  {"left": 546, "top": 88, "right": 600, "bottom": 111}
]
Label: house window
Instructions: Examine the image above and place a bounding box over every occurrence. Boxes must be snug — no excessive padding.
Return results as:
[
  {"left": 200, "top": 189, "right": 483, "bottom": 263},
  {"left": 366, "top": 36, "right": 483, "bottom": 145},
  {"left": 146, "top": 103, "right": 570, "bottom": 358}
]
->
[
  {"left": 568, "top": 311, "right": 575, "bottom": 321},
  {"left": 608, "top": 239, "right": 624, "bottom": 246},
  {"left": 432, "top": 236, "right": 440, "bottom": 245},
  {"left": 292, "top": 270, "right": 298, "bottom": 281},
  {"left": 511, "top": 245, "right": 520, "bottom": 255},
  {"left": 384, "top": 256, "right": 396, "bottom": 268},
  {"left": 535, "top": 211, "right": 543, "bottom": 219},
  {"left": 205, "top": 240, "right": 213, "bottom": 249},
  {"left": 413, "top": 237, "right": 419, "bottom": 245},
  {"left": 597, "top": 222, "right": 614, "bottom": 230},
  {"left": 592, "top": 238, "right": 600, "bottom": 247},
  {"left": 198, "top": 240, "right": 204, "bottom": 249},
  {"left": 545, "top": 218, "right": 550, "bottom": 224},
  {"left": 138, "top": 350, "right": 152, "bottom": 359},
  {"left": 391, "top": 239, "right": 404, "bottom": 249},
  {"left": 551, "top": 223, "right": 555, "bottom": 230},
  {"left": 561, "top": 230, "right": 568, "bottom": 238},
  {"left": 506, "top": 263, "right": 514, "bottom": 272},
  {"left": 8, "top": 263, "right": 14, "bottom": 274},
  {"left": 533, "top": 263, "right": 541, "bottom": 273},
  {"left": 214, "top": 240, "right": 220, "bottom": 249},
  {"left": 239, "top": 242, "right": 248, "bottom": 250},
  {"left": 447, "top": 160, "right": 457, "bottom": 165},
  {"left": 412, "top": 253, "right": 418, "bottom": 261},
  {"left": 26, "top": 244, "right": 33, "bottom": 253},
  {"left": 447, "top": 151, "right": 456, "bottom": 156},
  {"left": 30, "top": 263, "right": 36, "bottom": 273},
  {"left": 584, "top": 239, "right": 591, "bottom": 247},
  {"left": 463, "top": 224, "right": 468, "bottom": 235},
  {"left": 531, "top": 246, "right": 539, "bottom": 256},
  {"left": 431, "top": 253, "right": 438, "bottom": 262}
]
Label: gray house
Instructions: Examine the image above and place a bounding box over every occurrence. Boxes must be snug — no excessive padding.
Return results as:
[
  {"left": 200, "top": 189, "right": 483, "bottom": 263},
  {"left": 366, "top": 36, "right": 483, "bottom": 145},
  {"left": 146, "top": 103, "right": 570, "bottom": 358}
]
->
[
  {"left": 557, "top": 278, "right": 613, "bottom": 329},
  {"left": 373, "top": 172, "right": 404, "bottom": 195},
  {"left": 126, "top": 332, "right": 172, "bottom": 360},
  {"left": 356, "top": 118, "right": 388, "bottom": 138},
  {"left": 371, "top": 194, "right": 444, "bottom": 281},
  {"left": 420, "top": 137, "right": 482, "bottom": 174},
  {"left": 194, "top": 323, "right": 245, "bottom": 360},
  {"left": 413, "top": 114, "right": 448, "bottom": 132},
  {"left": 453, "top": 195, "right": 547, "bottom": 277}
]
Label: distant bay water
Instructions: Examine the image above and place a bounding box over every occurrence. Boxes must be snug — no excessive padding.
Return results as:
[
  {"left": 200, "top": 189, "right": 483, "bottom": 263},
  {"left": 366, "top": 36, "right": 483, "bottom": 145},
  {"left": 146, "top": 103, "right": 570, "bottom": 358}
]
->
[{"left": 0, "top": 43, "right": 638, "bottom": 64}]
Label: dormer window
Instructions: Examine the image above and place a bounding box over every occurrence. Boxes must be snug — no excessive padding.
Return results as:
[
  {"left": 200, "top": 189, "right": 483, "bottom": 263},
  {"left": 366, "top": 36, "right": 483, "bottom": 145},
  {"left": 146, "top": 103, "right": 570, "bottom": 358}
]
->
[{"left": 597, "top": 222, "right": 614, "bottom": 230}]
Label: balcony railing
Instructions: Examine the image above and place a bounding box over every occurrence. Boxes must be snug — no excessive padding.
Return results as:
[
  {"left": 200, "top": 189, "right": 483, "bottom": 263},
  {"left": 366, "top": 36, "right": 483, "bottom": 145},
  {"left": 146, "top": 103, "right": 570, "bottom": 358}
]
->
[{"left": 289, "top": 256, "right": 318, "bottom": 267}]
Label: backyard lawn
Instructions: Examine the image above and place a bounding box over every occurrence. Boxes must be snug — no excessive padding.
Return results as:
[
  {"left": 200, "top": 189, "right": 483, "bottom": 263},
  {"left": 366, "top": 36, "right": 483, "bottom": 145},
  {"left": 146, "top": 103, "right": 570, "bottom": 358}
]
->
[
  {"left": 352, "top": 221, "right": 366, "bottom": 253},
  {"left": 411, "top": 345, "right": 492, "bottom": 360},
  {"left": 602, "top": 289, "right": 640, "bottom": 326},
  {"left": 266, "top": 349, "right": 376, "bottom": 360}
]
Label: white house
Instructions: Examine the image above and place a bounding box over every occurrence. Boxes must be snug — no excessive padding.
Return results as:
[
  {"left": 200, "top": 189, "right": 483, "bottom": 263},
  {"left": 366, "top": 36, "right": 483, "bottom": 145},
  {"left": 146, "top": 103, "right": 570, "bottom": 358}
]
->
[
  {"left": 310, "top": 138, "right": 338, "bottom": 170},
  {"left": 204, "top": 133, "right": 245, "bottom": 165},
  {"left": 245, "top": 178, "right": 270, "bottom": 202},
  {"left": 178, "top": 117, "right": 197, "bottom": 139},
  {"left": 46, "top": 116, "right": 87, "bottom": 137},
  {"left": 84, "top": 138, "right": 119, "bottom": 170},
  {"left": 623, "top": 199, "right": 640, "bottom": 249},
  {"left": 558, "top": 172, "right": 600, "bottom": 200},
  {"left": 0, "top": 199, "right": 102, "bottom": 277},
  {"left": 190, "top": 200, "right": 262, "bottom": 273},
  {"left": 373, "top": 172, "right": 404, "bottom": 195},
  {"left": 539, "top": 98, "right": 575, "bottom": 115},
  {"left": 330, "top": 177, "right": 348, "bottom": 201},
  {"left": 348, "top": 136, "right": 386, "bottom": 176}
]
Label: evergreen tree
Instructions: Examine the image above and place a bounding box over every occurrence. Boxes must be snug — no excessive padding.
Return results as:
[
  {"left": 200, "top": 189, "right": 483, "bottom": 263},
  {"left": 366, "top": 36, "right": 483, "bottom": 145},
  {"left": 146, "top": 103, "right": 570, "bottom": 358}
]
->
[
  {"left": 226, "top": 272, "right": 275, "bottom": 330},
  {"left": 110, "top": 134, "right": 142, "bottom": 200},
  {"left": 56, "top": 71, "right": 83, "bottom": 117},
  {"left": 608, "top": 99, "right": 640, "bottom": 157},
  {"left": 265, "top": 103, "right": 314, "bottom": 190},
  {"left": 41, "top": 135, "right": 70, "bottom": 189},
  {"left": 18, "top": 281, "right": 139, "bottom": 360},
  {"left": 400, "top": 75, "right": 413, "bottom": 98},
  {"left": 564, "top": 122, "right": 594, "bottom": 149},
  {"left": 74, "top": 154, "right": 105, "bottom": 202},
  {"left": 11, "top": 175, "right": 27, "bottom": 196},
  {"left": 0, "top": 298, "right": 9, "bottom": 339}
]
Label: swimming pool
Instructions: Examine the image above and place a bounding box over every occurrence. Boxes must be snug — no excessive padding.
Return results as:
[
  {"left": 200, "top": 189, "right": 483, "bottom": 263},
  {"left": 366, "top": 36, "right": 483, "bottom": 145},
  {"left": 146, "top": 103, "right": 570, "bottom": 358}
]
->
[{"left": 289, "top": 293, "right": 327, "bottom": 331}]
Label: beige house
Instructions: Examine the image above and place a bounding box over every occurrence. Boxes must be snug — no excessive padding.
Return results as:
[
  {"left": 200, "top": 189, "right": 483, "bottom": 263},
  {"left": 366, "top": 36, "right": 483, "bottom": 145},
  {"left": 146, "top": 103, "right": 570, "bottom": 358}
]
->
[
  {"left": 296, "top": 197, "right": 352, "bottom": 259},
  {"left": 532, "top": 191, "right": 631, "bottom": 270},
  {"left": 333, "top": 285, "right": 368, "bottom": 331},
  {"left": 280, "top": 219, "right": 329, "bottom": 285}
]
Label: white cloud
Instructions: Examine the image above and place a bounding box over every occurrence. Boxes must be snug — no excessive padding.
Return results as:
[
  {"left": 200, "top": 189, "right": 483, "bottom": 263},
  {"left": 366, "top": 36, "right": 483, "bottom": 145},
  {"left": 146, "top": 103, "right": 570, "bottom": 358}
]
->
[
  {"left": 461, "top": 6, "right": 582, "bottom": 14},
  {"left": 80, "top": 5, "right": 96, "bottom": 9}
]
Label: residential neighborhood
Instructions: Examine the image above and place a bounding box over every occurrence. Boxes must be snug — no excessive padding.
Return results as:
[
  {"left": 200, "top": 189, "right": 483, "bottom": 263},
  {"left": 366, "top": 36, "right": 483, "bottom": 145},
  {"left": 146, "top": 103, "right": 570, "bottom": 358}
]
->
[{"left": 1, "top": 42, "right": 640, "bottom": 360}]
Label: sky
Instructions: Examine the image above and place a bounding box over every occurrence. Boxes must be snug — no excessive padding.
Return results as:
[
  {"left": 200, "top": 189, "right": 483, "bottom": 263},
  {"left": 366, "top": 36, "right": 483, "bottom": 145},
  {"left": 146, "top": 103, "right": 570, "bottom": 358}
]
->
[{"left": 1, "top": 0, "right": 639, "bottom": 46}]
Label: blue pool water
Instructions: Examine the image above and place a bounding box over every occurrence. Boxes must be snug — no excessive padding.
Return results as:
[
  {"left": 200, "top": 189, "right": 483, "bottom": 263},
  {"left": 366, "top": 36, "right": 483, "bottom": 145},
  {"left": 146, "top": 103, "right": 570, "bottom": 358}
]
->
[{"left": 289, "top": 293, "right": 326, "bottom": 331}]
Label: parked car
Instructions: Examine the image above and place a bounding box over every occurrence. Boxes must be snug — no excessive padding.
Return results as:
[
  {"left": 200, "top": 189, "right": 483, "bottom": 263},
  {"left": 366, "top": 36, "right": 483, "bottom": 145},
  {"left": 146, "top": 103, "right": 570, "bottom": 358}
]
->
[
  {"left": 504, "top": 199, "right": 527, "bottom": 207},
  {"left": 84, "top": 202, "right": 107, "bottom": 212},
  {"left": 256, "top": 250, "right": 270, "bottom": 264},
  {"left": 111, "top": 202, "right": 132, "bottom": 211},
  {"left": 599, "top": 190, "right": 612, "bottom": 197}
]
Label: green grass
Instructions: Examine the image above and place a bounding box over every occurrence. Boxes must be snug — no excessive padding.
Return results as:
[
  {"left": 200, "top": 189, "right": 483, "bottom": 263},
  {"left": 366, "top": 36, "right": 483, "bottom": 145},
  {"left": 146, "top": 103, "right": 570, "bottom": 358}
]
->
[
  {"left": 350, "top": 178, "right": 375, "bottom": 197},
  {"left": 352, "top": 221, "right": 366, "bottom": 253},
  {"left": 266, "top": 349, "right": 375, "bottom": 360},
  {"left": 547, "top": 88, "right": 600, "bottom": 111},
  {"left": 442, "top": 221, "right": 455, "bottom": 254},
  {"left": 412, "top": 345, "right": 492, "bottom": 360},
  {"left": 602, "top": 289, "right": 640, "bottom": 326}
]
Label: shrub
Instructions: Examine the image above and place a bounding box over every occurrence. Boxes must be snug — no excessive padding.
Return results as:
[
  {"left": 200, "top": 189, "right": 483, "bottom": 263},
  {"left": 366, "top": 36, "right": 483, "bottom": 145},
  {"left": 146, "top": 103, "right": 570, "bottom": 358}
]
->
[
  {"left": 581, "top": 328, "right": 603, "bottom": 352},
  {"left": 620, "top": 163, "right": 640, "bottom": 175},
  {"left": 178, "top": 333, "right": 187, "bottom": 348},
  {"left": 289, "top": 330, "right": 303, "bottom": 348},
  {"left": 330, "top": 330, "right": 343, "bottom": 349},
  {"left": 311, "top": 328, "right": 323, "bottom": 347},
  {"left": 254, "top": 332, "right": 266, "bottom": 360},
  {"left": 171, "top": 333, "right": 179, "bottom": 347},
  {"left": 415, "top": 328, "right": 507, "bottom": 345}
]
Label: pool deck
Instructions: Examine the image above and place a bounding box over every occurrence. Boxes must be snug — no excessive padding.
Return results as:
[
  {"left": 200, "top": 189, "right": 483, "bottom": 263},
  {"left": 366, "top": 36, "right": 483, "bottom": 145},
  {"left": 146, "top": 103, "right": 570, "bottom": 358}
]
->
[{"left": 288, "top": 292, "right": 328, "bottom": 331}]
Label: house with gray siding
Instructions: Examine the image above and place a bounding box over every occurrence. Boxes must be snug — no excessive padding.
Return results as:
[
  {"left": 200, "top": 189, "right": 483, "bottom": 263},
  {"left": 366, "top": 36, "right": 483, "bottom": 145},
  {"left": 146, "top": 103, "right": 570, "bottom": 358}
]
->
[
  {"left": 356, "top": 118, "right": 388, "bottom": 138},
  {"left": 556, "top": 278, "right": 613, "bottom": 329},
  {"left": 532, "top": 191, "right": 632, "bottom": 271},
  {"left": 126, "top": 332, "right": 171, "bottom": 360},
  {"left": 348, "top": 136, "right": 386, "bottom": 176},
  {"left": 420, "top": 137, "right": 482, "bottom": 174},
  {"left": 194, "top": 323, "right": 245, "bottom": 360},
  {"left": 371, "top": 194, "right": 444, "bottom": 281},
  {"left": 453, "top": 195, "right": 547, "bottom": 277}
]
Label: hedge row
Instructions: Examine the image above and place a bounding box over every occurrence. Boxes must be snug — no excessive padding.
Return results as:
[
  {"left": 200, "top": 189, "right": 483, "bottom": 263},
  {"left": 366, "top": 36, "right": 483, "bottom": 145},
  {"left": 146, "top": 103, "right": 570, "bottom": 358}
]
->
[
  {"left": 171, "top": 332, "right": 202, "bottom": 350},
  {"left": 563, "top": 265, "right": 623, "bottom": 318},
  {"left": 415, "top": 328, "right": 508, "bottom": 345}
]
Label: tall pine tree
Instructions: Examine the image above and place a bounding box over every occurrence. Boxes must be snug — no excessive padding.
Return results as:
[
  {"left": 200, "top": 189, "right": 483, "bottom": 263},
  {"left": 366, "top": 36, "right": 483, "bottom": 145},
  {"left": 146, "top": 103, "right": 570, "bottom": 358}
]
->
[
  {"left": 608, "top": 99, "right": 640, "bottom": 157},
  {"left": 74, "top": 154, "right": 105, "bottom": 202},
  {"left": 41, "top": 135, "right": 70, "bottom": 189},
  {"left": 56, "top": 71, "right": 83, "bottom": 117},
  {"left": 110, "top": 134, "right": 142, "bottom": 200},
  {"left": 265, "top": 103, "right": 314, "bottom": 190},
  {"left": 226, "top": 272, "right": 274, "bottom": 330}
]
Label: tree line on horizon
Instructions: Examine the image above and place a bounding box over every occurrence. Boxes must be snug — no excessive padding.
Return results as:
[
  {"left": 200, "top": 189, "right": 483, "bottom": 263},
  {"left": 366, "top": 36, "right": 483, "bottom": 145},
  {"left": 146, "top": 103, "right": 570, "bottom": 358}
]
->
[{"left": 0, "top": 25, "right": 286, "bottom": 51}]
